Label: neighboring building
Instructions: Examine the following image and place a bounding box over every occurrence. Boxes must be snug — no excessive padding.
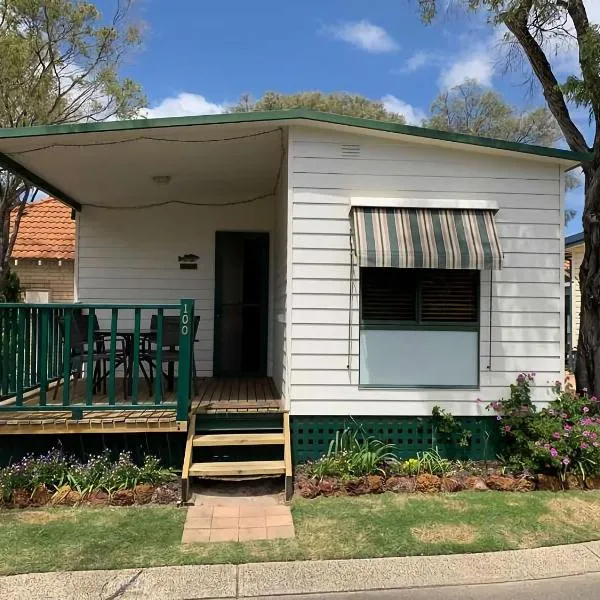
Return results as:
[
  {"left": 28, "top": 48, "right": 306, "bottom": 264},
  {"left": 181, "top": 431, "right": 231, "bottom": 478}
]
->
[
  {"left": 0, "top": 109, "right": 586, "bottom": 483},
  {"left": 566, "top": 232, "right": 584, "bottom": 362},
  {"left": 11, "top": 198, "right": 75, "bottom": 302}
]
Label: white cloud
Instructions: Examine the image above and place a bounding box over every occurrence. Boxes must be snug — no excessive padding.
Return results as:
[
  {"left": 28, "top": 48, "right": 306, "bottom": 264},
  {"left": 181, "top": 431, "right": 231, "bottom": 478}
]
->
[
  {"left": 439, "top": 53, "right": 494, "bottom": 89},
  {"left": 142, "top": 93, "right": 225, "bottom": 118},
  {"left": 327, "top": 20, "right": 398, "bottom": 53},
  {"left": 400, "top": 50, "right": 436, "bottom": 73},
  {"left": 382, "top": 95, "right": 427, "bottom": 125}
]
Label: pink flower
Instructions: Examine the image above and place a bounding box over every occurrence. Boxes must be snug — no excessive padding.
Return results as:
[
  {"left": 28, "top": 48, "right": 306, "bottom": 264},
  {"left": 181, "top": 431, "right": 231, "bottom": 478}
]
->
[
  {"left": 562, "top": 457, "right": 571, "bottom": 466},
  {"left": 592, "top": 432, "right": 598, "bottom": 440},
  {"left": 496, "top": 415, "right": 502, "bottom": 421},
  {"left": 552, "top": 432, "right": 561, "bottom": 439},
  {"left": 550, "top": 448, "right": 559, "bottom": 457},
  {"left": 503, "top": 425, "right": 511, "bottom": 433},
  {"left": 583, "top": 430, "right": 592, "bottom": 438},
  {"left": 564, "top": 424, "right": 573, "bottom": 431},
  {"left": 583, "top": 406, "right": 590, "bottom": 414},
  {"left": 594, "top": 442, "right": 600, "bottom": 448},
  {"left": 581, "top": 443, "right": 589, "bottom": 450}
]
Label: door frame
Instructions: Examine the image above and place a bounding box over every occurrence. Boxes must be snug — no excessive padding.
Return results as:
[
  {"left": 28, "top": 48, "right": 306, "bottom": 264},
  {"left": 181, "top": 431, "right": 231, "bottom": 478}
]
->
[{"left": 213, "top": 231, "right": 270, "bottom": 377}]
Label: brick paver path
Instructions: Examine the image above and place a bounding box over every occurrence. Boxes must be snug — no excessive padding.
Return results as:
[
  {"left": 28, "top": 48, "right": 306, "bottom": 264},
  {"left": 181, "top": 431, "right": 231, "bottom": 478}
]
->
[{"left": 181, "top": 503, "right": 295, "bottom": 544}]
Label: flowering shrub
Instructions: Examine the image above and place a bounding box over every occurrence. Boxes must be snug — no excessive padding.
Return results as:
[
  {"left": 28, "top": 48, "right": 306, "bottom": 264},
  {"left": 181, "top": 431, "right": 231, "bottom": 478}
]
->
[
  {"left": 0, "top": 448, "right": 175, "bottom": 502},
  {"left": 488, "top": 373, "right": 600, "bottom": 482}
]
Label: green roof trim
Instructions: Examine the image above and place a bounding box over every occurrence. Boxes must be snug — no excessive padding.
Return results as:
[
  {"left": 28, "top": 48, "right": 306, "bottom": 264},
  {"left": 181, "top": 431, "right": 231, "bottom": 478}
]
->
[{"left": 0, "top": 109, "right": 592, "bottom": 163}]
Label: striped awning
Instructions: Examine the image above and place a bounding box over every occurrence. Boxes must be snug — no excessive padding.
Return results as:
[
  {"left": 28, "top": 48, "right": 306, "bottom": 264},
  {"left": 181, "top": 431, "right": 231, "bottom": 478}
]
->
[{"left": 351, "top": 207, "right": 503, "bottom": 270}]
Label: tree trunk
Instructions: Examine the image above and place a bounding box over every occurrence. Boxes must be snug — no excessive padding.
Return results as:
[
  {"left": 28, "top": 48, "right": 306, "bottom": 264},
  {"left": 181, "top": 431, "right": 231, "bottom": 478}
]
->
[{"left": 575, "top": 165, "right": 600, "bottom": 395}]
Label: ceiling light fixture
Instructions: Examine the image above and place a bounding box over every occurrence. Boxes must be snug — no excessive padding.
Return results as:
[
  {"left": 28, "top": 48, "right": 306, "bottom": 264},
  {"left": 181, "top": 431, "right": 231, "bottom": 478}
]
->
[{"left": 152, "top": 175, "right": 172, "bottom": 185}]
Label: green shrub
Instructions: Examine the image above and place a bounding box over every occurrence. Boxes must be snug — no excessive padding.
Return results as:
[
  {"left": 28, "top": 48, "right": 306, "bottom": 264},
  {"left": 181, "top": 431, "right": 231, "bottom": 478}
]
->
[
  {"left": 306, "top": 426, "right": 396, "bottom": 480},
  {"left": 416, "top": 448, "right": 454, "bottom": 476}
]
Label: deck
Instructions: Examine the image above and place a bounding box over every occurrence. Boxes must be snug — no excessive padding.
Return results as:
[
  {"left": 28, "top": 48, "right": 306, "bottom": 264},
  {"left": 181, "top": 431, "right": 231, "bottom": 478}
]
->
[
  {"left": 192, "top": 377, "right": 282, "bottom": 414},
  {"left": 0, "top": 377, "right": 283, "bottom": 434}
]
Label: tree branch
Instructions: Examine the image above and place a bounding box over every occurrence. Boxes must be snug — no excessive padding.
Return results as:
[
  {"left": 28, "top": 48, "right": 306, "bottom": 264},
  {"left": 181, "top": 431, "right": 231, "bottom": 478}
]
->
[{"left": 503, "top": 0, "right": 590, "bottom": 155}]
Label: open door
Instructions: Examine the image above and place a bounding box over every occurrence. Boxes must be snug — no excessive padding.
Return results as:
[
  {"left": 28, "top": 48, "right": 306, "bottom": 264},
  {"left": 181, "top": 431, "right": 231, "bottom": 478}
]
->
[{"left": 213, "top": 232, "right": 269, "bottom": 376}]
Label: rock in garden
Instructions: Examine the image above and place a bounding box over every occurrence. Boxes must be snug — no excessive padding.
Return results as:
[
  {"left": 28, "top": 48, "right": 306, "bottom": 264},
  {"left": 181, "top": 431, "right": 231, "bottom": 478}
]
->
[
  {"left": 366, "top": 475, "right": 384, "bottom": 494},
  {"left": 152, "top": 483, "right": 180, "bottom": 504},
  {"left": 485, "top": 475, "right": 516, "bottom": 491},
  {"left": 345, "top": 477, "right": 370, "bottom": 495},
  {"left": 30, "top": 485, "right": 52, "bottom": 506},
  {"left": 297, "top": 480, "right": 319, "bottom": 499},
  {"left": 564, "top": 474, "right": 582, "bottom": 490},
  {"left": 86, "top": 490, "right": 109, "bottom": 506},
  {"left": 110, "top": 489, "right": 135, "bottom": 506},
  {"left": 463, "top": 476, "right": 488, "bottom": 491},
  {"left": 385, "top": 476, "right": 416, "bottom": 493},
  {"left": 440, "top": 477, "right": 463, "bottom": 493},
  {"left": 11, "top": 488, "right": 30, "bottom": 508},
  {"left": 535, "top": 474, "right": 562, "bottom": 491},
  {"left": 585, "top": 477, "right": 600, "bottom": 490},
  {"left": 415, "top": 474, "right": 442, "bottom": 493},
  {"left": 513, "top": 477, "right": 534, "bottom": 492},
  {"left": 317, "top": 476, "right": 342, "bottom": 496},
  {"left": 134, "top": 484, "right": 154, "bottom": 504}
]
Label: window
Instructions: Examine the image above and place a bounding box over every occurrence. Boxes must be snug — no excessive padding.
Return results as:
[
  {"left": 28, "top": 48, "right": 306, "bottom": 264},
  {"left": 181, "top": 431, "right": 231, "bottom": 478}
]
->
[
  {"left": 359, "top": 268, "right": 480, "bottom": 388},
  {"left": 25, "top": 290, "right": 50, "bottom": 304}
]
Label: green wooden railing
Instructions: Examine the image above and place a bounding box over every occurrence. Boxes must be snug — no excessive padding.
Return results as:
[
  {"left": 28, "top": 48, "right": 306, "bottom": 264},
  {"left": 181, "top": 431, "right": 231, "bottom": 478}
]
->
[{"left": 0, "top": 300, "right": 195, "bottom": 423}]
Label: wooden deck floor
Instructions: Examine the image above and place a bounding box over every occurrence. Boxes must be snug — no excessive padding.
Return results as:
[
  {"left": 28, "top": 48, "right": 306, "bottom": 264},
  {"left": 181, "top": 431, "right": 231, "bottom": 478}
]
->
[
  {"left": 0, "top": 377, "right": 282, "bottom": 434},
  {"left": 192, "top": 377, "right": 282, "bottom": 413}
]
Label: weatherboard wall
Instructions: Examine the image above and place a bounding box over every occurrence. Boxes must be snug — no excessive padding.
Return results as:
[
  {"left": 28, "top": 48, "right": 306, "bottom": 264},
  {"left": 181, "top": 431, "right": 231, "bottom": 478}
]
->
[{"left": 287, "top": 125, "right": 564, "bottom": 416}]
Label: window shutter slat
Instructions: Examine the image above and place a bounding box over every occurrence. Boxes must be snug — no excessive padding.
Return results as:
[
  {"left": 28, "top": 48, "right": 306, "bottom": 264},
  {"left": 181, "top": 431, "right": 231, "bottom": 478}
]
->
[
  {"left": 361, "top": 268, "right": 416, "bottom": 322},
  {"left": 421, "top": 271, "right": 478, "bottom": 322}
]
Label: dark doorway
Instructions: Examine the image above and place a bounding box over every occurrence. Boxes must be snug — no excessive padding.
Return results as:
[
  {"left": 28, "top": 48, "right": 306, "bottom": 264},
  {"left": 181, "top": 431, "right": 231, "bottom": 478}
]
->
[{"left": 213, "top": 232, "right": 269, "bottom": 376}]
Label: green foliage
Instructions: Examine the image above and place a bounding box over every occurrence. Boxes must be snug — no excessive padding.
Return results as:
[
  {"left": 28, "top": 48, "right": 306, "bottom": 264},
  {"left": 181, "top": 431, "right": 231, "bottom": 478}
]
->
[
  {"left": 425, "top": 79, "right": 561, "bottom": 147},
  {"left": 431, "top": 405, "right": 473, "bottom": 448},
  {"left": 399, "top": 458, "right": 420, "bottom": 476},
  {"left": 416, "top": 448, "right": 455, "bottom": 476},
  {"left": 0, "top": 266, "right": 21, "bottom": 302},
  {"left": 488, "top": 374, "right": 600, "bottom": 482},
  {"left": 230, "top": 91, "right": 406, "bottom": 123},
  {"left": 0, "top": 448, "right": 174, "bottom": 500},
  {"left": 0, "top": 0, "right": 146, "bottom": 299},
  {"left": 306, "top": 426, "right": 397, "bottom": 480}
]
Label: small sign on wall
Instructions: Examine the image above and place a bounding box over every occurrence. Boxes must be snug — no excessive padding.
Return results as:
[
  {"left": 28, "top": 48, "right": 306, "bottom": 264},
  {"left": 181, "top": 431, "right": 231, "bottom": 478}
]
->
[{"left": 178, "top": 254, "right": 199, "bottom": 270}]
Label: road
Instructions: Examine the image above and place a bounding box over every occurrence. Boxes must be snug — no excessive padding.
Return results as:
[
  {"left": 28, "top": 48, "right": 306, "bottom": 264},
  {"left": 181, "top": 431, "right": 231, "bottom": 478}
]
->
[{"left": 248, "top": 572, "right": 600, "bottom": 600}]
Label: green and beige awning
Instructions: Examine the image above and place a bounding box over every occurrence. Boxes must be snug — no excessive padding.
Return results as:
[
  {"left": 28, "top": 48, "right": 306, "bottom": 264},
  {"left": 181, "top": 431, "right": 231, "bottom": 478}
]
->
[{"left": 351, "top": 206, "right": 503, "bottom": 270}]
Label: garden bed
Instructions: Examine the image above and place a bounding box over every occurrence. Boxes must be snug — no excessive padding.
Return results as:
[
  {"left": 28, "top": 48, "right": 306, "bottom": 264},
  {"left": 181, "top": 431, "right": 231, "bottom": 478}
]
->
[
  {"left": 0, "top": 448, "right": 179, "bottom": 509},
  {"left": 295, "top": 374, "right": 600, "bottom": 498}
]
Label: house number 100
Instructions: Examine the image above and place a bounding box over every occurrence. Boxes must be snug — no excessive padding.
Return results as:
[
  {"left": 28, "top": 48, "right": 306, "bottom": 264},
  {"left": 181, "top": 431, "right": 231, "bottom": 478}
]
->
[{"left": 181, "top": 305, "right": 190, "bottom": 336}]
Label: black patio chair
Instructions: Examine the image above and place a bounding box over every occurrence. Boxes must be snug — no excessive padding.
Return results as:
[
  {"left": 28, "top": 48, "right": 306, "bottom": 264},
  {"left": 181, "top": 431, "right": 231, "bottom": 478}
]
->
[
  {"left": 52, "top": 312, "right": 127, "bottom": 402},
  {"left": 141, "top": 314, "right": 200, "bottom": 398}
]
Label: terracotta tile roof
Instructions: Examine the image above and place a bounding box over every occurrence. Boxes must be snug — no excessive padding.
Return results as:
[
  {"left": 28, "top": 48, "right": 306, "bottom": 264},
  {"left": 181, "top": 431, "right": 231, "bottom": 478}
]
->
[{"left": 11, "top": 198, "right": 75, "bottom": 260}]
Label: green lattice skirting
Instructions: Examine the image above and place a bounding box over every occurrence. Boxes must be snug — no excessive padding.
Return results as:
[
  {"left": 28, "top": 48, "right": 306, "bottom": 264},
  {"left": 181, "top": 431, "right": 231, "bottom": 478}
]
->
[{"left": 291, "top": 416, "right": 501, "bottom": 464}]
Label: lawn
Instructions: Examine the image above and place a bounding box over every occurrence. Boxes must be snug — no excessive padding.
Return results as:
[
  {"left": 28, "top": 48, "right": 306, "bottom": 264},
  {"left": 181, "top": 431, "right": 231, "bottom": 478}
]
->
[{"left": 2, "top": 491, "right": 600, "bottom": 575}]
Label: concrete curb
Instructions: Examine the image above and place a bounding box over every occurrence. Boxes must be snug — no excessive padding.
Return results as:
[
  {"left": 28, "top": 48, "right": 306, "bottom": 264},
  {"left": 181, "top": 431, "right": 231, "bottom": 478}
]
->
[{"left": 2, "top": 542, "right": 600, "bottom": 599}]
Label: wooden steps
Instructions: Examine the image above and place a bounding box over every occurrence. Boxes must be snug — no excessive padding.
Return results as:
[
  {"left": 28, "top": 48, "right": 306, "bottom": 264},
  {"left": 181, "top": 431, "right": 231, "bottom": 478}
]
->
[
  {"left": 193, "top": 432, "right": 284, "bottom": 446},
  {"left": 181, "top": 409, "right": 293, "bottom": 502},
  {"left": 189, "top": 460, "right": 286, "bottom": 477}
]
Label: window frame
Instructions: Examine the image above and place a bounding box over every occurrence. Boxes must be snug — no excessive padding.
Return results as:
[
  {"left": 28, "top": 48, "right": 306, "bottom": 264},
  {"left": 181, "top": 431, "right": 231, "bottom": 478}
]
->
[{"left": 358, "top": 267, "right": 481, "bottom": 390}]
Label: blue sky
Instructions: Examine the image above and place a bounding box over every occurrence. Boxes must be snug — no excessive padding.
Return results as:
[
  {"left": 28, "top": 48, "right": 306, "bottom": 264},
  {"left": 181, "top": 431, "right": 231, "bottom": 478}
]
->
[{"left": 97, "top": 0, "right": 600, "bottom": 234}]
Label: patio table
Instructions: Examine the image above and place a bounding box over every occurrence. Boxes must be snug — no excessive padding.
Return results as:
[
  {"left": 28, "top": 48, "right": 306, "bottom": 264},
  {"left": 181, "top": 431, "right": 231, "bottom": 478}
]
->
[{"left": 96, "top": 328, "right": 177, "bottom": 397}]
